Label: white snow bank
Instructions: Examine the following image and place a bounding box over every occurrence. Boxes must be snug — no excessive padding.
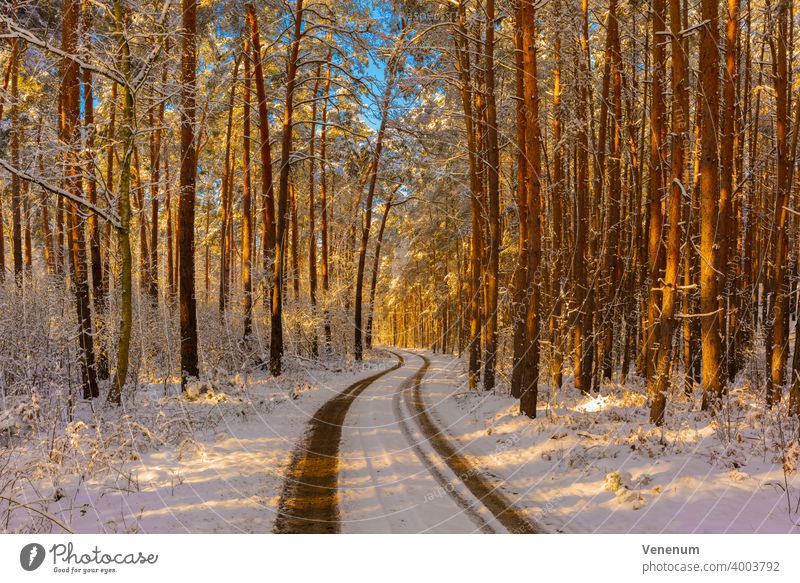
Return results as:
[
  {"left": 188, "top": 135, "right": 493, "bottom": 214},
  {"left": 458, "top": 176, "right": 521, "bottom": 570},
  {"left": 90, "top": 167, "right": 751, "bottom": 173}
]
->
[
  {"left": 0, "top": 353, "right": 393, "bottom": 533},
  {"left": 418, "top": 351, "right": 800, "bottom": 534}
]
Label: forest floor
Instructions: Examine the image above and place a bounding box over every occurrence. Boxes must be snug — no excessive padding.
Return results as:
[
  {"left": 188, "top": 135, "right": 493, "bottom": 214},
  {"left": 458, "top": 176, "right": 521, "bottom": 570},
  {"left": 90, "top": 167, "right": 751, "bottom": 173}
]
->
[
  {"left": 423, "top": 352, "right": 800, "bottom": 533},
  {"left": 1, "top": 352, "right": 392, "bottom": 533},
  {"left": 2, "top": 349, "right": 799, "bottom": 533}
]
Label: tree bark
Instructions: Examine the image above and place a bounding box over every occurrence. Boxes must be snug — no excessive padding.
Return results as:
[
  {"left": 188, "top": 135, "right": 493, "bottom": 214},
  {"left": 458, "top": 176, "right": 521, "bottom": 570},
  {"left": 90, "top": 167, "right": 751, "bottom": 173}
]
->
[
  {"left": 353, "top": 27, "right": 404, "bottom": 362},
  {"left": 308, "top": 62, "right": 321, "bottom": 356},
  {"left": 650, "top": 0, "right": 689, "bottom": 424},
  {"left": 270, "top": 0, "right": 304, "bottom": 375},
  {"left": 62, "top": 0, "right": 99, "bottom": 400},
  {"left": 247, "top": 4, "right": 277, "bottom": 305},
  {"left": 519, "top": 0, "right": 543, "bottom": 417},
  {"left": 454, "top": 0, "right": 482, "bottom": 390},
  {"left": 319, "top": 54, "right": 332, "bottom": 347},
  {"left": 178, "top": 0, "right": 200, "bottom": 385},
  {"left": 108, "top": 0, "right": 134, "bottom": 405},
  {"left": 482, "top": 0, "right": 502, "bottom": 392},
  {"left": 699, "top": 0, "right": 724, "bottom": 409},
  {"left": 366, "top": 190, "right": 395, "bottom": 350},
  {"left": 242, "top": 37, "right": 253, "bottom": 341},
  {"left": 219, "top": 56, "right": 240, "bottom": 315},
  {"left": 766, "top": 0, "right": 790, "bottom": 407},
  {"left": 10, "top": 33, "right": 23, "bottom": 279}
]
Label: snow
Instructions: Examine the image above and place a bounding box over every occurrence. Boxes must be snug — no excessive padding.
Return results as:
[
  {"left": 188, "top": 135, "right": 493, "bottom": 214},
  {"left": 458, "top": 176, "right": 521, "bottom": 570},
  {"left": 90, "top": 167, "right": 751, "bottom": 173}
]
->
[
  {"left": 338, "top": 351, "right": 503, "bottom": 533},
  {"left": 1, "top": 354, "right": 393, "bottom": 533},
  {"left": 4, "top": 347, "right": 798, "bottom": 534},
  {"left": 416, "top": 351, "right": 800, "bottom": 533}
]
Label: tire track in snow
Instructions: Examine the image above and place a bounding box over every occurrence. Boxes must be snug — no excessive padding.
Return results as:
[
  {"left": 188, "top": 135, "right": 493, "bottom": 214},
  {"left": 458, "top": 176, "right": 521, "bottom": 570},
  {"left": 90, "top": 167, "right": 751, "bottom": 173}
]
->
[
  {"left": 390, "top": 351, "right": 497, "bottom": 533},
  {"left": 273, "top": 356, "right": 402, "bottom": 533},
  {"left": 404, "top": 352, "right": 544, "bottom": 534}
]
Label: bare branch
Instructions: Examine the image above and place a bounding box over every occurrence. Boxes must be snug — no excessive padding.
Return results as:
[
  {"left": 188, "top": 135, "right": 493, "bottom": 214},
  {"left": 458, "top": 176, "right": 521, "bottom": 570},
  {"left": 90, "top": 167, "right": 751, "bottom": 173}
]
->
[{"left": 0, "top": 159, "right": 122, "bottom": 228}]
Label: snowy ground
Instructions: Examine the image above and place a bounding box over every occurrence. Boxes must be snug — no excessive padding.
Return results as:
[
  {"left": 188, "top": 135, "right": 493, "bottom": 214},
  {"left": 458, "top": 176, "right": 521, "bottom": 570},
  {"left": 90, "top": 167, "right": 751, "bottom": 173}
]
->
[
  {"left": 3, "top": 348, "right": 798, "bottom": 534},
  {"left": 1, "top": 353, "right": 393, "bottom": 533},
  {"left": 418, "top": 351, "right": 800, "bottom": 533},
  {"left": 338, "top": 351, "right": 505, "bottom": 533}
]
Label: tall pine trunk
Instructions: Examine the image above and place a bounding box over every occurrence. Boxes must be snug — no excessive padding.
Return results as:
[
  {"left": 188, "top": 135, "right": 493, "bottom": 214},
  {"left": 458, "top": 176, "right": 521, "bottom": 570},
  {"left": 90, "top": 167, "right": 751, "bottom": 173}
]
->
[
  {"left": 178, "top": 0, "right": 200, "bottom": 385},
  {"left": 699, "top": 0, "right": 724, "bottom": 409}
]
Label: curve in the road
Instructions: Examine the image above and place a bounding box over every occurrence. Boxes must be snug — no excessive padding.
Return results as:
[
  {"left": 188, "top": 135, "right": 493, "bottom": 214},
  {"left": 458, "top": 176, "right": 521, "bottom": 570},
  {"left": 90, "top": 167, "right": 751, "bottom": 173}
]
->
[
  {"left": 390, "top": 352, "right": 497, "bottom": 533},
  {"left": 273, "top": 356, "right": 402, "bottom": 533},
  {"left": 405, "top": 352, "right": 544, "bottom": 534},
  {"left": 273, "top": 350, "right": 543, "bottom": 534}
]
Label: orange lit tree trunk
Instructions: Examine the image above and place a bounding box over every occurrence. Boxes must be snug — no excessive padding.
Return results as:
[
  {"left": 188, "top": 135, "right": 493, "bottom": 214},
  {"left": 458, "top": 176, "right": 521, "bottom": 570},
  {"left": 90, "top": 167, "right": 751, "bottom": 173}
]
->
[
  {"left": 62, "top": 0, "right": 99, "bottom": 399},
  {"left": 549, "top": 8, "right": 564, "bottom": 391},
  {"left": 650, "top": 0, "right": 689, "bottom": 424},
  {"left": 247, "top": 4, "right": 276, "bottom": 305},
  {"left": 519, "top": 0, "right": 543, "bottom": 416},
  {"left": 644, "top": 0, "right": 667, "bottom": 382},
  {"left": 718, "top": 0, "right": 738, "bottom": 380},
  {"left": 699, "top": 0, "right": 724, "bottom": 409},
  {"left": 766, "top": 0, "right": 790, "bottom": 407},
  {"left": 242, "top": 38, "right": 253, "bottom": 340},
  {"left": 454, "top": 0, "right": 482, "bottom": 389}
]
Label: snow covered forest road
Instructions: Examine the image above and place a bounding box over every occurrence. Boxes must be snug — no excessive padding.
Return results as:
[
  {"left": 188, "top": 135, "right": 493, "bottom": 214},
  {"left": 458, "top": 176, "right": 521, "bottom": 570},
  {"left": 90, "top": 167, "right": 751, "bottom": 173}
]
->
[
  {"left": 5, "top": 347, "right": 797, "bottom": 534},
  {"left": 274, "top": 351, "right": 540, "bottom": 533}
]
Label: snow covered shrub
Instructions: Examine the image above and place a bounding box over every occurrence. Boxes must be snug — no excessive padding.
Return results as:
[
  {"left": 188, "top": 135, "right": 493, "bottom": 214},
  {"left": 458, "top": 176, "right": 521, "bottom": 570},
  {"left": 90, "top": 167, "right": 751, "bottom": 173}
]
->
[
  {"left": 604, "top": 470, "right": 631, "bottom": 492},
  {"left": 0, "top": 281, "right": 78, "bottom": 406},
  {"left": 784, "top": 440, "right": 800, "bottom": 476}
]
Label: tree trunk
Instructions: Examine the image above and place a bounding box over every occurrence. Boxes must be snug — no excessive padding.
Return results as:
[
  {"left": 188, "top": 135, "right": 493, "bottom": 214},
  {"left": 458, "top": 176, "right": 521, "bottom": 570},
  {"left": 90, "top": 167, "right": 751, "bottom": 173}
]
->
[
  {"left": 549, "top": 11, "right": 564, "bottom": 391},
  {"left": 699, "top": 0, "right": 724, "bottom": 409},
  {"left": 108, "top": 0, "right": 134, "bottom": 406},
  {"left": 482, "top": 0, "right": 501, "bottom": 392},
  {"left": 650, "top": 0, "right": 689, "bottom": 425},
  {"left": 149, "top": 45, "right": 168, "bottom": 305},
  {"left": 11, "top": 33, "right": 23, "bottom": 279},
  {"left": 454, "top": 0, "right": 482, "bottom": 390},
  {"left": 353, "top": 28, "right": 404, "bottom": 362},
  {"left": 766, "top": 0, "right": 790, "bottom": 407},
  {"left": 247, "top": 4, "right": 277, "bottom": 307},
  {"left": 62, "top": 0, "right": 99, "bottom": 400},
  {"left": 308, "top": 63, "right": 321, "bottom": 356},
  {"left": 519, "top": 0, "right": 543, "bottom": 417},
  {"left": 510, "top": 7, "right": 528, "bottom": 399},
  {"left": 270, "top": 0, "right": 304, "bottom": 375},
  {"left": 320, "top": 54, "right": 332, "bottom": 347},
  {"left": 178, "top": 0, "right": 200, "bottom": 385},
  {"left": 573, "top": 0, "right": 593, "bottom": 395},
  {"left": 290, "top": 182, "right": 299, "bottom": 301},
  {"left": 219, "top": 56, "right": 240, "bottom": 315},
  {"left": 718, "top": 0, "right": 738, "bottom": 381},
  {"left": 645, "top": 0, "right": 667, "bottom": 383},
  {"left": 366, "top": 191, "right": 395, "bottom": 350},
  {"left": 242, "top": 37, "right": 253, "bottom": 341}
]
